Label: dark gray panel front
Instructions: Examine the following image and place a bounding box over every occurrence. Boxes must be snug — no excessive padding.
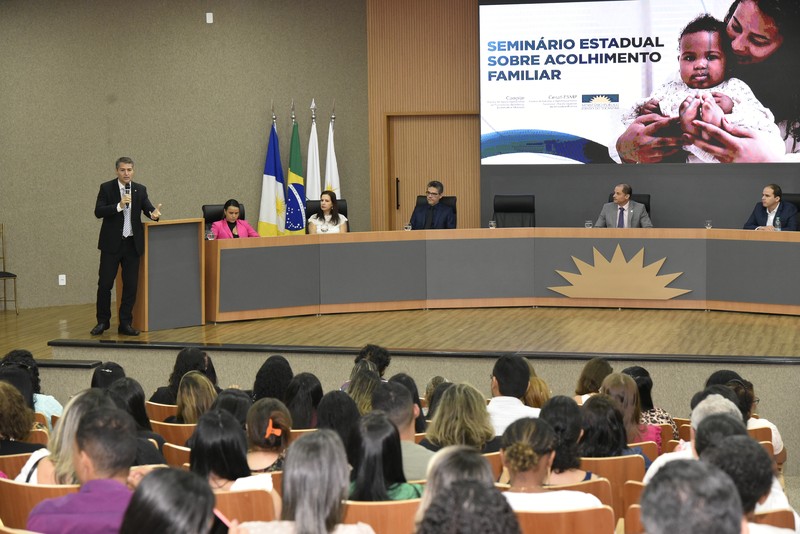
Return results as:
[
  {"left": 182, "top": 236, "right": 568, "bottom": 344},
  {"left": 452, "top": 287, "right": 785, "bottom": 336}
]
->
[
  {"left": 147, "top": 224, "right": 202, "bottom": 330},
  {"left": 427, "top": 238, "right": 535, "bottom": 299},
  {"left": 219, "top": 246, "right": 320, "bottom": 311},
  {"left": 708, "top": 240, "right": 800, "bottom": 305},
  {"left": 534, "top": 238, "right": 707, "bottom": 300},
  {"left": 320, "top": 241, "right": 427, "bottom": 304}
]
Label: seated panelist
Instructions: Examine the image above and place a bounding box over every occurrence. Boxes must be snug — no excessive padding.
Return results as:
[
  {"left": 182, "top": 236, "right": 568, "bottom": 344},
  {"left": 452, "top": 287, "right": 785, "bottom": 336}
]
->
[
  {"left": 743, "top": 184, "right": 798, "bottom": 231},
  {"left": 211, "top": 199, "right": 260, "bottom": 239},
  {"left": 308, "top": 190, "right": 349, "bottom": 234},
  {"left": 595, "top": 183, "right": 653, "bottom": 228}
]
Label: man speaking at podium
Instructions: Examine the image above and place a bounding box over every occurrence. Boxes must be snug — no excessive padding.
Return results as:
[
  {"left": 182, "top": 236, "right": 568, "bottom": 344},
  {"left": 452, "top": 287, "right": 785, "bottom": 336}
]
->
[{"left": 91, "top": 157, "right": 162, "bottom": 336}]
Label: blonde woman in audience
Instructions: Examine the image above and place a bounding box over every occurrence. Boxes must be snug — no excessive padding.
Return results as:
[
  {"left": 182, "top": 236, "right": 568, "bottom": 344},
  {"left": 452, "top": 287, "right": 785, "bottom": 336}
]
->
[
  {"left": 522, "top": 376, "right": 550, "bottom": 409},
  {"left": 573, "top": 357, "right": 612, "bottom": 405},
  {"left": 423, "top": 376, "right": 448, "bottom": 410},
  {"left": 414, "top": 445, "right": 496, "bottom": 526},
  {"left": 600, "top": 373, "right": 662, "bottom": 450},
  {"left": 500, "top": 417, "right": 602, "bottom": 511},
  {"left": 247, "top": 398, "right": 292, "bottom": 473},
  {"left": 419, "top": 383, "right": 501, "bottom": 453},
  {"left": 346, "top": 368, "right": 381, "bottom": 416},
  {"left": 166, "top": 370, "right": 217, "bottom": 424},
  {"left": 241, "top": 430, "right": 374, "bottom": 534}
]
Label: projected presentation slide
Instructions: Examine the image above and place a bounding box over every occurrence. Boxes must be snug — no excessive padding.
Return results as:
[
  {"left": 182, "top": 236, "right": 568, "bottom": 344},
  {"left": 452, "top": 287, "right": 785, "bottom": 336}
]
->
[{"left": 479, "top": 0, "right": 796, "bottom": 164}]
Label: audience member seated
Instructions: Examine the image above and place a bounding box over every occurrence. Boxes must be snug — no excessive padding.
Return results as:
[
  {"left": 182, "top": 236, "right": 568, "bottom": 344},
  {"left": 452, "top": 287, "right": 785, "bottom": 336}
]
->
[
  {"left": 523, "top": 376, "right": 550, "bottom": 409},
  {"left": 501, "top": 417, "right": 602, "bottom": 511},
  {"left": 340, "top": 359, "right": 378, "bottom": 392},
  {"left": 120, "top": 468, "right": 224, "bottom": 534},
  {"left": 702, "top": 436, "right": 795, "bottom": 534},
  {"left": 419, "top": 383, "right": 501, "bottom": 454},
  {"left": 346, "top": 368, "right": 381, "bottom": 416},
  {"left": 600, "top": 373, "right": 662, "bottom": 451},
  {"left": 643, "top": 392, "right": 743, "bottom": 483},
  {"left": 371, "top": 381, "right": 434, "bottom": 481},
  {"left": 211, "top": 198, "right": 260, "bottom": 239},
  {"left": 425, "top": 381, "right": 454, "bottom": 421},
  {"left": 573, "top": 357, "right": 613, "bottom": 405},
  {"left": 247, "top": 398, "right": 292, "bottom": 473},
  {"left": 165, "top": 370, "right": 217, "bottom": 424},
  {"left": 90, "top": 361, "right": 126, "bottom": 389},
  {"left": 424, "top": 376, "right": 449, "bottom": 413},
  {"left": 211, "top": 388, "right": 253, "bottom": 430},
  {"left": 388, "top": 373, "right": 427, "bottom": 433},
  {"left": 252, "top": 355, "right": 294, "bottom": 403},
  {"left": 0, "top": 365, "right": 36, "bottom": 409},
  {"left": 107, "top": 377, "right": 166, "bottom": 451},
  {"left": 149, "top": 347, "right": 213, "bottom": 404},
  {"left": 622, "top": 366, "right": 678, "bottom": 440},
  {"left": 577, "top": 395, "right": 652, "bottom": 469},
  {"left": 341, "top": 345, "right": 392, "bottom": 391},
  {"left": 641, "top": 460, "right": 747, "bottom": 534},
  {"left": 487, "top": 355, "right": 540, "bottom": 436},
  {"left": 726, "top": 378, "right": 785, "bottom": 457},
  {"left": 347, "top": 412, "right": 423, "bottom": 501},
  {"left": 2, "top": 349, "right": 63, "bottom": 427},
  {"left": 27, "top": 407, "right": 138, "bottom": 534},
  {"left": 241, "top": 430, "right": 375, "bottom": 534},
  {"left": 0, "top": 381, "right": 45, "bottom": 456},
  {"left": 317, "top": 391, "right": 361, "bottom": 453},
  {"left": 285, "top": 372, "right": 323, "bottom": 429},
  {"left": 538, "top": 396, "right": 597, "bottom": 485},
  {"left": 414, "top": 445, "right": 496, "bottom": 526},
  {"left": 307, "top": 190, "right": 349, "bottom": 234},
  {"left": 705, "top": 369, "right": 743, "bottom": 387},
  {"left": 190, "top": 410, "right": 279, "bottom": 505},
  {"left": 416, "top": 480, "right": 521, "bottom": 534}
]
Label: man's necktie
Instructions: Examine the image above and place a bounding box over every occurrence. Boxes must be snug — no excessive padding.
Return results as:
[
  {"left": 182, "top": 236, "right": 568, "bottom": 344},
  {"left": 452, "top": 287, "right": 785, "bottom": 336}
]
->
[
  {"left": 122, "top": 187, "right": 132, "bottom": 237},
  {"left": 617, "top": 206, "right": 625, "bottom": 228},
  {"left": 424, "top": 206, "right": 434, "bottom": 229}
]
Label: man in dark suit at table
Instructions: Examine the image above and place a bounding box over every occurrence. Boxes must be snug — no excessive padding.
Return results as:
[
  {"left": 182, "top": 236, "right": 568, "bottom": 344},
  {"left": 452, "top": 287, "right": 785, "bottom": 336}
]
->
[
  {"left": 409, "top": 180, "right": 456, "bottom": 230},
  {"left": 91, "top": 157, "right": 162, "bottom": 336},
  {"left": 594, "top": 183, "right": 654, "bottom": 228},
  {"left": 743, "top": 184, "right": 798, "bottom": 231}
]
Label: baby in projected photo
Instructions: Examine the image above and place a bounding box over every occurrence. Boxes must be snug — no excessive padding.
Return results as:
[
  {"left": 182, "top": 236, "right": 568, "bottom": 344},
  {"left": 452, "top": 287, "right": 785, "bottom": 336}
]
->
[{"left": 622, "top": 14, "right": 782, "bottom": 163}]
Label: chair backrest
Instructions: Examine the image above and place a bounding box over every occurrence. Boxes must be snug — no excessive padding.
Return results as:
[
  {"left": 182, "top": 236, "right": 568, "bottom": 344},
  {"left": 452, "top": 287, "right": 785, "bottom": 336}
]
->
[
  {"left": 748, "top": 426, "right": 771, "bottom": 443},
  {"left": 752, "top": 509, "right": 795, "bottom": 530},
  {"left": 341, "top": 498, "right": 422, "bottom": 534},
  {"left": 270, "top": 471, "right": 283, "bottom": 498},
  {"left": 287, "top": 428, "right": 317, "bottom": 446},
  {"left": 24, "top": 429, "right": 49, "bottom": 446},
  {"left": 781, "top": 193, "right": 800, "bottom": 214},
  {"left": 624, "top": 504, "right": 644, "bottom": 534},
  {"left": 150, "top": 420, "right": 196, "bottom": 446},
  {"left": 492, "top": 194, "right": 535, "bottom": 228},
  {"left": 51, "top": 415, "right": 60, "bottom": 429},
  {"left": 483, "top": 452, "right": 503, "bottom": 482},
  {"left": 623, "top": 480, "right": 645, "bottom": 512},
  {"left": 213, "top": 489, "right": 276, "bottom": 523},
  {"left": 414, "top": 432, "right": 426, "bottom": 444},
  {"left": 672, "top": 417, "right": 690, "bottom": 428},
  {"left": 0, "top": 223, "right": 7, "bottom": 271},
  {"left": 33, "top": 413, "right": 47, "bottom": 428},
  {"left": 0, "top": 477, "right": 79, "bottom": 528},
  {"left": 547, "top": 477, "right": 613, "bottom": 510},
  {"left": 608, "top": 193, "right": 651, "bottom": 217},
  {"left": 627, "top": 441, "right": 658, "bottom": 462},
  {"left": 201, "top": 204, "right": 246, "bottom": 229},
  {"left": 163, "top": 442, "right": 191, "bottom": 468},
  {"left": 678, "top": 424, "right": 691, "bottom": 442},
  {"left": 306, "top": 198, "right": 349, "bottom": 219},
  {"left": 658, "top": 423, "right": 674, "bottom": 445},
  {"left": 0, "top": 452, "right": 33, "bottom": 480},
  {"left": 664, "top": 440, "right": 681, "bottom": 454},
  {"left": 144, "top": 401, "right": 178, "bottom": 422},
  {"left": 580, "top": 455, "right": 645, "bottom": 520},
  {"left": 759, "top": 440, "right": 774, "bottom": 457},
  {"left": 515, "top": 504, "right": 615, "bottom": 534}
]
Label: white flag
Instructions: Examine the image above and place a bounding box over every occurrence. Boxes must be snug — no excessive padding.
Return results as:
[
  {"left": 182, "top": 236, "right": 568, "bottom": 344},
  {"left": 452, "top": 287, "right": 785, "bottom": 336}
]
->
[
  {"left": 324, "top": 118, "right": 340, "bottom": 197},
  {"left": 306, "top": 120, "right": 321, "bottom": 201}
]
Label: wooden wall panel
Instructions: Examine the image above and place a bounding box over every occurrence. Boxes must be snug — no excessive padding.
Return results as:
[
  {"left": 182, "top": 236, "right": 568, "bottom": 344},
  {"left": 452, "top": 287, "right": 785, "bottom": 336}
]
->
[{"left": 367, "top": 0, "right": 479, "bottom": 230}]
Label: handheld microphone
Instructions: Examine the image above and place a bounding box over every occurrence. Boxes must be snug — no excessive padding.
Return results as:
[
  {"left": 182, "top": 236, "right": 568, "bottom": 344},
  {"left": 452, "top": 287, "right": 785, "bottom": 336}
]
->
[{"left": 124, "top": 183, "right": 131, "bottom": 207}]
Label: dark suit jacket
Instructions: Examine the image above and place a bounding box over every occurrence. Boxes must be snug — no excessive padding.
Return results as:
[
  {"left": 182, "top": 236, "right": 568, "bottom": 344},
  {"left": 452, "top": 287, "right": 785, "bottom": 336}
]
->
[
  {"left": 95, "top": 179, "right": 157, "bottom": 255},
  {"left": 409, "top": 202, "right": 456, "bottom": 230},
  {"left": 594, "top": 200, "right": 653, "bottom": 228},
  {"left": 743, "top": 201, "right": 798, "bottom": 231}
]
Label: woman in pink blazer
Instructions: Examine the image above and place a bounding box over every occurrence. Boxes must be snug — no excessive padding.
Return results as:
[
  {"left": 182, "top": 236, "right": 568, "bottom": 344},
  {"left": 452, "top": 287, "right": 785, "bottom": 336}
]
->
[{"left": 211, "top": 199, "right": 260, "bottom": 239}]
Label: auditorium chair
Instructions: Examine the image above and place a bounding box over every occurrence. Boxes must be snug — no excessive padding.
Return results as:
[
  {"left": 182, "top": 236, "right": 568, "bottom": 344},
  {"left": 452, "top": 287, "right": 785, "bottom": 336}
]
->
[
  {"left": 0, "top": 477, "right": 78, "bottom": 528},
  {"left": 144, "top": 401, "right": 178, "bottom": 422},
  {"left": 414, "top": 195, "right": 458, "bottom": 227},
  {"left": 202, "top": 203, "right": 246, "bottom": 233},
  {"left": 492, "top": 194, "right": 535, "bottom": 227},
  {"left": 580, "top": 455, "right": 646, "bottom": 520},
  {"left": 515, "top": 504, "right": 615, "bottom": 534},
  {"left": 150, "top": 420, "right": 196, "bottom": 446},
  {"left": 547, "top": 477, "right": 613, "bottom": 511},
  {"left": 213, "top": 489, "right": 277, "bottom": 523},
  {"left": 305, "top": 198, "right": 349, "bottom": 232},
  {"left": 627, "top": 440, "right": 658, "bottom": 462},
  {"left": 341, "top": 498, "right": 421, "bottom": 534},
  {"left": 752, "top": 509, "right": 795, "bottom": 530},
  {"left": 624, "top": 504, "right": 644, "bottom": 534},
  {"left": 658, "top": 422, "right": 675, "bottom": 445},
  {"left": 782, "top": 193, "right": 800, "bottom": 214},
  {"left": 483, "top": 451, "right": 503, "bottom": 481},
  {"left": 0, "top": 223, "right": 17, "bottom": 314},
  {"left": 23, "top": 429, "right": 48, "bottom": 446},
  {"left": 163, "top": 442, "right": 191, "bottom": 468},
  {"left": 607, "top": 193, "right": 651, "bottom": 218},
  {"left": 623, "top": 480, "right": 645, "bottom": 514},
  {"left": 0, "top": 453, "right": 33, "bottom": 480}
]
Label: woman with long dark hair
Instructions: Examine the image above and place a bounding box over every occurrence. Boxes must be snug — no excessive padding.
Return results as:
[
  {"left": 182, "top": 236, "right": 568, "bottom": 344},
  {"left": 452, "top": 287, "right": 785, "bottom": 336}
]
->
[{"left": 308, "top": 190, "right": 348, "bottom": 234}]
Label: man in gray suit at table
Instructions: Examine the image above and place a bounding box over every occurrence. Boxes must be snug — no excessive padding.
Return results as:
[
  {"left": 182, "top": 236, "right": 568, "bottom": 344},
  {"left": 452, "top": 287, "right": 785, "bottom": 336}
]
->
[{"left": 594, "top": 183, "right": 654, "bottom": 228}]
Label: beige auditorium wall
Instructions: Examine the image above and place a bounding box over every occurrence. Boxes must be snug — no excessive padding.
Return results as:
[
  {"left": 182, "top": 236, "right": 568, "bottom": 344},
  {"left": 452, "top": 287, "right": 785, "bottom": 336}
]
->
[
  {"left": 0, "top": 0, "right": 368, "bottom": 309},
  {"left": 367, "top": 0, "right": 480, "bottom": 231}
]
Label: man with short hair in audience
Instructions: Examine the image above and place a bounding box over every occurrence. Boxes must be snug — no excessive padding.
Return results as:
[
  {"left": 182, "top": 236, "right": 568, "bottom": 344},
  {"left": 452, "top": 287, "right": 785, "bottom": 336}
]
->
[
  {"left": 641, "top": 460, "right": 748, "bottom": 534},
  {"left": 702, "top": 436, "right": 795, "bottom": 533},
  {"left": 486, "top": 355, "right": 539, "bottom": 436},
  {"left": 372, "top": 381, "right": 433, "bottom": 481},
  {"left": 28, "top": 407, "right": 138, "bottom": 534}
]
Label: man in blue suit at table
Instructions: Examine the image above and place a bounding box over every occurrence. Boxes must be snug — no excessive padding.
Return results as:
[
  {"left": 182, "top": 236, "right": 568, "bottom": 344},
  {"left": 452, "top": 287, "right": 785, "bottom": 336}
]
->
[
  {"left": 743, "top": 184, "right": 798, "bottom": 231},
  {"left": 409, "top": 180, "right": 456, "bottom": 230}
]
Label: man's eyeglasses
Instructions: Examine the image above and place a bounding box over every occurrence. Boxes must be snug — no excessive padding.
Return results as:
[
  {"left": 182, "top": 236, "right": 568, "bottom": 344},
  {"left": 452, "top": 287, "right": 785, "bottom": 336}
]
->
[{"left": 426, "top": 191, "right": 441, "bottom": 197}]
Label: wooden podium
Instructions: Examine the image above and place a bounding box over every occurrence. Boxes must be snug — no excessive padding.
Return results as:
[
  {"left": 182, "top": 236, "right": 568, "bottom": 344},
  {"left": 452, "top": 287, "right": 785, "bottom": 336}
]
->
[{"left": 116, "top": 218, "right": 205, "bottom": 332}]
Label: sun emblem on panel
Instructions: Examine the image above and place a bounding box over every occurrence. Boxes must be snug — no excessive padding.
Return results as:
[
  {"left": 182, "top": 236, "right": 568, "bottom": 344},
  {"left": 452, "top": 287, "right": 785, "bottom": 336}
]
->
[
  {"left": 548, "top": 245, "right": 691, "bottom": 300},
  {"left": 589, "top": 95, "right": 612, "bottom": 104}
]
